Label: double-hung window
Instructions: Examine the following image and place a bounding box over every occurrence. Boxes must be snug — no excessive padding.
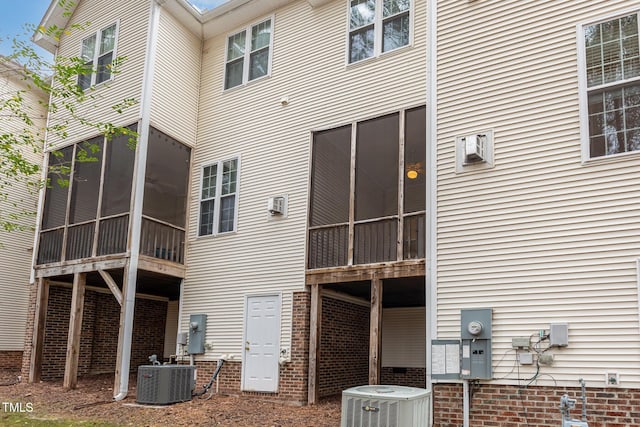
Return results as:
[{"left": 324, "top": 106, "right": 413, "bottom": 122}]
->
[
  {"left": 224, "top": 18, "right": 273, "bottom": 90},
  {"left": 349, "top": 0, "right": 411, "bottom": 63},
  {"left": 78, "top": 23, "right": 118, "bottom": 90},
  {"left": 581, "top": 12, "right": 640, "bottom": 158},
  {"left": 199, "top": 158, "right": 239, "bottom": 236}
]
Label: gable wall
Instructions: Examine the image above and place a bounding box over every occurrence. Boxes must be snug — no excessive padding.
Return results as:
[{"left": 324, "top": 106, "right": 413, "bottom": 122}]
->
[
  {"left": 436, "top": 0, "right": 640, "bottom": 387},
  {"left": 182, "top": 0, "right": 427, "bottom": 358},
  {"left": 46, "top": 0, "right": 150, "bottom": 149}
]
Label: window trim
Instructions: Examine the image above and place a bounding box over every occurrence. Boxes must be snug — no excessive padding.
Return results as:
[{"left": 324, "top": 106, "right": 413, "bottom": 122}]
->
[
  {"left": 345, "top": 0, "right": 414, "bottom": 65},
  {"left": 78, "top": 21, "right": 120, "bottom": 90},
  {"left": 577, "top": 9, "right": 640, "bottom": 163},
  {"left": 197, "top": 156, "right": 241, "bottom": 237},
  {"left": 223, "top": 16, "right": 275, "bottom": 91}
]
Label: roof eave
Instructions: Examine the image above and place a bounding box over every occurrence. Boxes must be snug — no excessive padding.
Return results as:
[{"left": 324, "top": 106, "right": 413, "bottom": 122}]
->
[{"left": 32, "top": 0, "right": 75, "bottom": 54}]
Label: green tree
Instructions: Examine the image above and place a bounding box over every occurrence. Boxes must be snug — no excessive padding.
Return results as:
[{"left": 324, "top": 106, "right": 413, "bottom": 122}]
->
[{"left": 0, "top": 3, "right": 137, "bottom": 234}]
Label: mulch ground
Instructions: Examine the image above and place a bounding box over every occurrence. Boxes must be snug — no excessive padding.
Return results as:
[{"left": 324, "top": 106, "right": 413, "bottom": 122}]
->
[{"left": 0, "top": 371, "right": 342, "bottom": 426}]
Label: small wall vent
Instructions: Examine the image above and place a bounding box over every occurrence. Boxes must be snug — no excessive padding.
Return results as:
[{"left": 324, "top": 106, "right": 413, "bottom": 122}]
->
[
  {"left": 268, "top": 196, "right": 286, "bottom": 215},
  {"left": 455, "top": 130, "right": 494, "bottom": 173},
  {"left": 463, "top": 134, "right": 487, "bottom": 164}
]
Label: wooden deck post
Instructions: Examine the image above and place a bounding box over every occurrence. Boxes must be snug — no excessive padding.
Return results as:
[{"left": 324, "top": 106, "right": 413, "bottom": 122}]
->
[
  {"left": 29, "top": 278, "right": 49, "bottom": 383},
  {"left": 64, "top": 272, "right": 86, "bottom": 389},
  {"left": 369, "top": 277, "right": 382, "bottom": 385},
  {"left": 308, "top": 283, "right": 322, "bottom": 405}
]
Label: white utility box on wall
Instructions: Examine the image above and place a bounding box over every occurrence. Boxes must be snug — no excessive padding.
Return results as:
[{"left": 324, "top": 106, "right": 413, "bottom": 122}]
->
[{"left": 341, "top": 385, "right": 430, "bottom": 427}]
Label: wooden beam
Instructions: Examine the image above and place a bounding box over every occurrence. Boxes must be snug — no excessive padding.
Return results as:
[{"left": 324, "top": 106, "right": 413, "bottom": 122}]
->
[
  {"left": 369, "top": 277, "right": 382, "bottom": 385},
  {"left": 63, "top": 273, "right": 86, "bottom": 389},
  {"left": 35, "top": 256, "right": 128, "bottom": 278},
  {"left": 137, "top": 255, "right": 186, "bottom": 278},
  {"left": 306, "top": 259, "right": 425, "bottom": 285},
  {"left": 98, "top": 269, "right": 123, "bottom": 306},
  {"left": 308, "top": 284, "right": 322, "bottom": 405},
  {"left": 29, "top": 278, "right": 49, "bottom": 383}
]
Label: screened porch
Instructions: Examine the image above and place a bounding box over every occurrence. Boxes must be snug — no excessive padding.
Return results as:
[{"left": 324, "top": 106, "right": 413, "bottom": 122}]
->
[{"left": 35, "top": 125, "right": 191, "bottom": 269}]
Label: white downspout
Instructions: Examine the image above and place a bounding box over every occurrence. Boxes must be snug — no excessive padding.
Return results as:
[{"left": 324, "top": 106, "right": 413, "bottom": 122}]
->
[
  {"left": 29, "top": 46, "right": 58, "bottom": 286},
  {"left": 425, "top": 0, "right": 438, "bottom": 425},
  {"left": 113, "top": 0, "right": 160, "bottom": 401}
]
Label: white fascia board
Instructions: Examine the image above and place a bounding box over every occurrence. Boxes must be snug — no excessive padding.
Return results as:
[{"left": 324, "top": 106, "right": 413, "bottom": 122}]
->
[
  {"left": 32, "top": 0, "right": 74, "bottom": 53},
  {"left": 307, "top": 0, "right": 333, "bottom": 7},
  {"left": 165, "top": 0, "right": 297, "bottom": 40}
]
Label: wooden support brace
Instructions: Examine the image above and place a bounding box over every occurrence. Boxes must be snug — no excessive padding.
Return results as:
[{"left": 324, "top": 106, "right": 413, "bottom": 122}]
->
[
  {"left": 64, "top": 272, "right": 86, "bottom": 389},
  {"left": 29, "top": 278, "right": 49, "bottom": 383},
  {"left": 369, "top": 277, "right": 382, "bottom": 385},
  {"left": 308, "top": 284, "right": 322, "bottom": 405},
  {"left": 98, "top": 269, "right": 122, "bottom": 306}
]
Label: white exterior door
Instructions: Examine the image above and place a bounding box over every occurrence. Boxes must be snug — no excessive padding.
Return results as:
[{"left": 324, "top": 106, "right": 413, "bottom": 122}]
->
[{"left": 242, "top": 294, "right": 281, "bottom": 392}]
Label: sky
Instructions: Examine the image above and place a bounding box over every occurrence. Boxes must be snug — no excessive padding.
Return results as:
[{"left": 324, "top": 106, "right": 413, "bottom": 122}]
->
[
  {"left": 0, "top": 0, "right": 232, "bottom": 60},
  {"left": 0, "top": 0, "right": 52, "bottom": 58}
]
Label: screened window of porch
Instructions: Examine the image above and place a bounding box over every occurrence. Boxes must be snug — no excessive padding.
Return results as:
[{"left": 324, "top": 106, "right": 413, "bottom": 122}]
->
[
  {"left": 37, "top": 125, "right": 191, "bottom": 266},
  {"left": 308, "top": 106, "right": 426, "bottom": 269}
]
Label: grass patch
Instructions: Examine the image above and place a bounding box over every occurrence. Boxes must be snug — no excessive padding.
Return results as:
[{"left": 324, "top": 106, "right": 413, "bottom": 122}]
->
[{"left": 0, "top": 412, "right": 122, "bottom": 426}]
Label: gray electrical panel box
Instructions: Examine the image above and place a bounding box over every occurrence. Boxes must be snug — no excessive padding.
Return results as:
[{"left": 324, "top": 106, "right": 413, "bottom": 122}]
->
[
  {"left": 461, "top": 308, "right": 492, "bottom": 380},
  {"left": 188, "top": 314, "right": 207, "bottom": 354}
]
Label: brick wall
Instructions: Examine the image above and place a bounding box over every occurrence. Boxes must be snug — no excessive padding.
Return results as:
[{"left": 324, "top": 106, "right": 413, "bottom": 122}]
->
[
  {"left": 434, "top": 383, "right": 640, "bottom": 427},
  {"left": 20, "top": 282, "right": 38, "bottom": 380},
  {"left": 380, "top": 367, "right": 425, "bottom": 388},
  {"left": 0, "top": 351, "right": 23, "bottom": 370},
  {"left": 318, "top": 297, "right": 369, "bottom": 398},
  {"left": 193, "top": 291, "right": 311, "bottom": 404},
  {"left": 34, "top": 285, "right": 166, "bottom": 381}
]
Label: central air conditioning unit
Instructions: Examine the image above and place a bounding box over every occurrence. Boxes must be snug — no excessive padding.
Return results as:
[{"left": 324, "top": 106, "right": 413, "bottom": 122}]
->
[
  {"left": 136, "top": 365, "right": 195, "bottom": 405},
  {"left": 341, "top": 385, "right": 431, "bottom": 427}
]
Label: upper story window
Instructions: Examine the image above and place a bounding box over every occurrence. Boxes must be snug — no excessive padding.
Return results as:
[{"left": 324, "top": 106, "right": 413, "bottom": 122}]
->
[
  {"left": 581, "top": 12, "right": 640, "bottom": 158},
  {"left": 224, "top": 19, "right": 273, "bottom": 90},
  {"left": 199, "top": 158, "right": 239, "bottom": 236},
  {"left": 78, "top": 23, "right": 118, "bottom": 90},
  {"left": 349, "top": 0, "right": 411, "bottom": 63}
]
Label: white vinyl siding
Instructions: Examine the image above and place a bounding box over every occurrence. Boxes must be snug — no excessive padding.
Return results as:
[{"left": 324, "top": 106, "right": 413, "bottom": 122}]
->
[
  {"left": 47, "top": 0, "right": 148, "bottom": 149},
  {"left": 182, "top": 0, "right": 425, "bottom": 358},
  {"left": 164, "top": 300, "right": 179, "bottom": 358},
  {"left": 0, "top": 69, "right": 46, "bottom": 351},
  {"left": 150, "top": 9, "right": 201, "bottom": 147},
  {"left": 437, "top": 0, "right": 640, "bottom": 388},
  {"left": 224, "top": 18, "right": 273, "bottom": 90},
  {"left": 381, "top": 307, "right": 425, "bottom": 368}
]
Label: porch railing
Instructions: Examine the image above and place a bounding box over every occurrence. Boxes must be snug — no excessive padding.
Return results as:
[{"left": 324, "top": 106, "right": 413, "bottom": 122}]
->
[
  {"left": 36, "top": 213, "right": 185, "bottom": 265},
  {"left": 139, "top": 216, "right": 185, "bottom": 264},
  {"left": 307, "top": 212, "right": 425, "bottom": 269}
]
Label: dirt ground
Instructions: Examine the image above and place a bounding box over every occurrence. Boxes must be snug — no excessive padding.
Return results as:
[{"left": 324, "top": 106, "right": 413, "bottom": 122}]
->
[{"left": 0, "top": 370, "right": 342, "bottom": 426}]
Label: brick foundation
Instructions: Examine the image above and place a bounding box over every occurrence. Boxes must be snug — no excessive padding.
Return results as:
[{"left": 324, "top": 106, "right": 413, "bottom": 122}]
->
[
  {"left": 380, "top": 367, "right": 426, "bottom": 388},
  {"left": 0, "top": 351, "right": 23, "bottom": 370},
  {"left": 433, "top": 383, "right": 640, "bottom": 427},
  {"left": 24, "top": 284, "right": 167, "bottom": 381},
  {"left": 21, "top": 282, "right": 38, "bottom": 380},
  {"left": 193, "top": 291, "right": 311, "bottom": 404},
  {"left": 319, "top": 297, "right": 369, "bottom": 398}
]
